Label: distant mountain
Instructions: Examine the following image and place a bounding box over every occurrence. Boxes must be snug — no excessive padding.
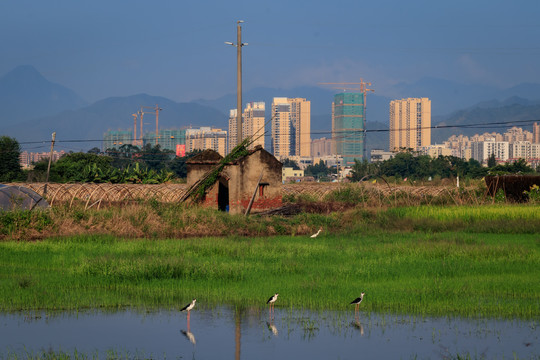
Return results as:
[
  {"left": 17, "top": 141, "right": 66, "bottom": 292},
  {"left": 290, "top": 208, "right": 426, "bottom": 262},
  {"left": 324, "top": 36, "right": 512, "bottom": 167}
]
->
[
  {"left": 388, "top": 77, "right": 497, "bottom": 116},
  {"left": 386, "top": 77, "right": 540, "bottom": 117},
  {"left": 471, "top": 96, "right": 536, "bottom": 109},
  {"left": 3, "top": 65, "right": 540, "bottom": 153},
  {"left": 432, "top": 98, "right": 540, "bottom": 143},
  {"left": 496, "top": 83, "right": 540, "bottom": 101},
  {"left": 1, "top": 94, "right": 227, "bottom": 150},
  {"left": 0, "top": 65, "right": 87, "bottom": 125}
]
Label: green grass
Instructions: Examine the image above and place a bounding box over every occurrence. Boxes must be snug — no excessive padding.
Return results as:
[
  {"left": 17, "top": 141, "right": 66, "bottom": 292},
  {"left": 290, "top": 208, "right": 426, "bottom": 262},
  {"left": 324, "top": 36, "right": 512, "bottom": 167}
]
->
[
  {"left": 2, "top": 203, "right": 539, "bottom": 241},
  {"left": 0, "top": 231, "right": 538, "bottom": 319}
]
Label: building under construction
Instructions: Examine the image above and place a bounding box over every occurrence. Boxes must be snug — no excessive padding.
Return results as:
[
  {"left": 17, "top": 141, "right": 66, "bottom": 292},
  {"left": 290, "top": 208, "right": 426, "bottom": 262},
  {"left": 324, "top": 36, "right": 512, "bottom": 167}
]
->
[
  {"left": 332, "top": 92, "right": 365, "bottom": 165},
  {"left": 102, "top": 129, "right": 186, "bottom": 152}
]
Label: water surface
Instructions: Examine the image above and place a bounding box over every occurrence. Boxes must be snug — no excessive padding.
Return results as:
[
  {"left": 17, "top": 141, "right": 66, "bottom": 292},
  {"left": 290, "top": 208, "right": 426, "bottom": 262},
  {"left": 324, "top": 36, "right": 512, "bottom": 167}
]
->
[{"left": 1, "top": 308, "right": 537, "bottom": 359}]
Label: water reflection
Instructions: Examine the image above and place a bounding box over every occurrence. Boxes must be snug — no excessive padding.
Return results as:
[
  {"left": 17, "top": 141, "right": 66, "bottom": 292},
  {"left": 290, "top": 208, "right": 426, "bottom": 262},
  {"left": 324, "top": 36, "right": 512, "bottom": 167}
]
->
[
  {"left": 266, "top": 321, "right": 278, "bottom": 336},
  {"left": 180, "top": 330, "right": 196, "bottom": 345},
  {"left": 352, "top": 320, "right": 364, "bottom": 336},
  {"left": 0, "top": 308, "right": 537, "bottom": 360},
  {"left": 352, "top": 311, "right": 364, "bottom": 335}
]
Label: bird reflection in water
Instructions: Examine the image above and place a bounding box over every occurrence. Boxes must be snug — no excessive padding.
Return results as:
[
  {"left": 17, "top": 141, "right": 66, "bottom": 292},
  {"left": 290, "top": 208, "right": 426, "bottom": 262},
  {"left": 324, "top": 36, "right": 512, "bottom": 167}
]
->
[
  {"left": 266, "top": 321, "right": 278, "bottom": 336},
  {"left": 352, "top": 319, "right": 364, "bottom": 336},
  {"left": 181, "top": 329, "right": 196, "bottom": 345}
]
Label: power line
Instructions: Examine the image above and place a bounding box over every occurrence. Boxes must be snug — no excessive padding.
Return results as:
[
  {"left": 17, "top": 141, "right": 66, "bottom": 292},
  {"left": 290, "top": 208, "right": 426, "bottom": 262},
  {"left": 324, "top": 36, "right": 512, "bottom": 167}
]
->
[{"left": 14, "top": 117, "right": 539, "bottom": 146}]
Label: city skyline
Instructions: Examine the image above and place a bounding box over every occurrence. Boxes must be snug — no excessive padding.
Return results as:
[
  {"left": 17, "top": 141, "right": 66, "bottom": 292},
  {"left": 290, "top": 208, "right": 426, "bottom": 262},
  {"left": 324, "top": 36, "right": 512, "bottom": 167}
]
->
[{"left": 1, "top": 0, "right": 538, "bottom": 105}]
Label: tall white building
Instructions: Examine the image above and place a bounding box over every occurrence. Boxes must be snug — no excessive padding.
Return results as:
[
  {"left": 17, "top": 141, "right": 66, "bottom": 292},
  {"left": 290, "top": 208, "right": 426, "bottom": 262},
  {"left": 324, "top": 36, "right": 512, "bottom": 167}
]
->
[
  {"left": 243, "top": 102, "right": 265, "bottom": 150},
  {"left": 228, "top": 109, "right": 239, "bottom": 153},
  {"left": 186, "top": 127, "right": 228, "bottom": 157},
  {"left": 271, "top": 97, "right": 311, "bottom": 158},
  {"left": 471, "top": 139, "right": 509, "bottom": 164}
]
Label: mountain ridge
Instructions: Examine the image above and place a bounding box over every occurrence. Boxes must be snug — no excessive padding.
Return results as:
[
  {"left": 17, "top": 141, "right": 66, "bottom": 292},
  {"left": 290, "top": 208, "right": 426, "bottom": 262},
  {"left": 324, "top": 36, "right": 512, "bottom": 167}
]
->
[
  {"left": 1, "top": 66, "right": 540, "bottom": 152},
  {"left": 0, "top": 65, "right": 87, "bottom": 125}
]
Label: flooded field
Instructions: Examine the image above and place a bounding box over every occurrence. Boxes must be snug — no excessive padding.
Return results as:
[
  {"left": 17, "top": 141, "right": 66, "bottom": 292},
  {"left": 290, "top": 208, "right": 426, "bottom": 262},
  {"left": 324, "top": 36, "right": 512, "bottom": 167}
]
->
[{"left": 1, "top": 308, "right": 537, "bottom": 359}]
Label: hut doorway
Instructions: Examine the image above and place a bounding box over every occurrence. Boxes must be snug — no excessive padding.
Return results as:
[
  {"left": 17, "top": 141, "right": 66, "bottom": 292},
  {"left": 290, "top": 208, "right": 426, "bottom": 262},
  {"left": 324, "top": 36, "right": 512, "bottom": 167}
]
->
[{"left": 218, "top": 177, "right": 229, "bottom": 211}]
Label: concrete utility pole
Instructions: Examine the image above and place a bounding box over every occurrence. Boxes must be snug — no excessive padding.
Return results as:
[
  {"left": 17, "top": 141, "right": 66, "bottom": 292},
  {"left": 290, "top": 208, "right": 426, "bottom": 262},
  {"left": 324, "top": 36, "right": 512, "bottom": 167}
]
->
[
  {"left": 43, "top": 132, "right": 56, "bottom": 197},
  {"left": 225, "top": 20, "right": 248, "bottom": 146}
]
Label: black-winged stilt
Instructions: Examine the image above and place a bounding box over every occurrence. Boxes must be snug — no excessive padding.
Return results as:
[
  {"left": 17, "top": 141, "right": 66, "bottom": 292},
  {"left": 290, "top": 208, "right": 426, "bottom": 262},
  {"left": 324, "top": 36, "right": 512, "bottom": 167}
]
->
[
  {"left": 181, "top": 298, "right": 196, "bottom": 314},
  {"left": 267, "top": 293, "right": 279, "bottom": 312},
  {"left": 350, "top": 292, "right": 365, "bottom": 313}
]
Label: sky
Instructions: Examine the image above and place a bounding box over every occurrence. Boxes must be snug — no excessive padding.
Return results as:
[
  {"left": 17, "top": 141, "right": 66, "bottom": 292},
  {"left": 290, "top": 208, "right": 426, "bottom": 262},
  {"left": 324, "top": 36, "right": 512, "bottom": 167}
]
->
[{"left": 1, "top": 0, "right": 539, "bottom": 104}]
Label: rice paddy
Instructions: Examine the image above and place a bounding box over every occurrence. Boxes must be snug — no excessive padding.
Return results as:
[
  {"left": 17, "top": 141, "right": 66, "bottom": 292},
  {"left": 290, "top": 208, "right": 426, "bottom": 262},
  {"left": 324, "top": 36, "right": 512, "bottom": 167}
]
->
[{"left": 1, "top": 230, "right": 538, "bottom": 319}]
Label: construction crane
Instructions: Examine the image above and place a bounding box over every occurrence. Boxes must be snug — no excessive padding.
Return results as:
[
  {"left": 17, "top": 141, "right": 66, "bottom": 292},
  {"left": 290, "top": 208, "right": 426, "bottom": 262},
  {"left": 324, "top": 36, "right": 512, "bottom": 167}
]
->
[
  {"left": 131, "top": 104, "right": 163, "bottom": 146},
  {"left": 132, "top": 113, "right": 139, "bottom": 146},
  {"left": 142, "top": 104, "right": 163, "bottom": 145},
  {"left": 319, "top": 79, "right": 374, "bottom": 161}
]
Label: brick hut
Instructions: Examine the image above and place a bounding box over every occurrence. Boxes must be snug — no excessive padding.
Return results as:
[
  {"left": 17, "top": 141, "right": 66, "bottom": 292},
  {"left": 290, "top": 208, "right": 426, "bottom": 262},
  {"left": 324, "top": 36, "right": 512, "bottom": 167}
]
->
[{"left": 186, "top": 146, "right": 282, "bottom": 214}]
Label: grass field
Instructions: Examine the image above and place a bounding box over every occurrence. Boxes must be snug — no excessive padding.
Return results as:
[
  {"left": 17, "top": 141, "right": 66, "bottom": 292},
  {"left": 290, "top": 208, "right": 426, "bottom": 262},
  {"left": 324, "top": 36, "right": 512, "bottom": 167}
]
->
[
  {"left": 1, "top": 229, "right": 538, "bottom": 319},
  {"left": 1, "top": 202, "right": 540, "bottom": 240}
]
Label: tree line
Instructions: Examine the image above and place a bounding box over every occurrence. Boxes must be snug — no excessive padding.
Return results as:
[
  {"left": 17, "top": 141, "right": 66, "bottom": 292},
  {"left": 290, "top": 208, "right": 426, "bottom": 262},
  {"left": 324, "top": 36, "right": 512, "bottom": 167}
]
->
[
  {"left": 0, "top": 137, "right": 200, "bottom": 184},
  {"left": 0, "top": 136, "right": 537, "bottom": 184},
  {"left": 350, "top": 152, "right": 537, "bottom": 182}
]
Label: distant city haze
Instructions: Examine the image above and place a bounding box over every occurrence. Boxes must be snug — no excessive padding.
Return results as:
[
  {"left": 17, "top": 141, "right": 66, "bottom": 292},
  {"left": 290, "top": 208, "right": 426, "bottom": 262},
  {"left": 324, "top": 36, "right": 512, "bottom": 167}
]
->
[{"left": 1, "top": 1, "right": 540, "bottom": 156}]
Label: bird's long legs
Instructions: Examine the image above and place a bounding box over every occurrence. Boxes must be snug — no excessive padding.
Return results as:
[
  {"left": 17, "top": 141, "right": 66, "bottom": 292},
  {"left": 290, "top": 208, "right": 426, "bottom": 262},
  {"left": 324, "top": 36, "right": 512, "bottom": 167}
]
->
[{"left": 269, "top": 303, "right": 275, "bottom": 320}]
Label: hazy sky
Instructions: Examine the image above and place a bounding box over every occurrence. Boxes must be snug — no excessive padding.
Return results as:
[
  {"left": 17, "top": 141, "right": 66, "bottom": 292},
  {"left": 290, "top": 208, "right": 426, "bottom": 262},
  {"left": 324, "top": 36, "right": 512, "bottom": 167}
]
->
[{"left": 1, "top": 0, "right": 539, "bottom": 103}]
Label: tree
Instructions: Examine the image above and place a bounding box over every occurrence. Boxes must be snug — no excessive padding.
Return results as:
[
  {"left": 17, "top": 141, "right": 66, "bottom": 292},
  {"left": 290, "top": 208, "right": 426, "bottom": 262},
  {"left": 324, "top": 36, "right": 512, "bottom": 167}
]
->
[
  {"left": 487, "top": 153, "right": 497, "bottom": 168},
  {"left": 350, "top": 159, "right": 380, "bottom": 181},
  {"left": 0, "top": 136, "right": 23, "bottom": 182},
  {"left": 87, "top": 147, "right": 101, "bottom": 155},
  {"left": 491, "top": 158, "right": 535, "bottom": 174},
  {"left": 106, "top": 144, "right": 140, "bottom": 169},
  {"left": 138, "top": 144, "right": 174, "bottom": 171},
  {"left": 169, "top": 150, "right": 202, "bottom": 178},
  {"left": 52, "top": 152, "right": 114, "bottom": 182},
  {"left": 281, "top": 158, "right": 300, "bottom": 170},
  {"left": 304, "top": 160, "right": 332, "bottom": 179}
]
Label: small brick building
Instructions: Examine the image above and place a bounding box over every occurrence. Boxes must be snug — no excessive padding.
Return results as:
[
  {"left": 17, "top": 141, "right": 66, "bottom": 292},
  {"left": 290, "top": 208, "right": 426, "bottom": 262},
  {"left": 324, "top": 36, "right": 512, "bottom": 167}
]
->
[{"left": 186, "top": 146, "right": 282, "bottom": 214}]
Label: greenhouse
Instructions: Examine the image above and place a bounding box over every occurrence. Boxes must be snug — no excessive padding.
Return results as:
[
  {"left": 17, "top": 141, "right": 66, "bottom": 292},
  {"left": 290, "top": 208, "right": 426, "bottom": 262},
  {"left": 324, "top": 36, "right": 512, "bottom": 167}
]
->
[{"left": 0, "top": 184, "right": 49, "bottom": 211}]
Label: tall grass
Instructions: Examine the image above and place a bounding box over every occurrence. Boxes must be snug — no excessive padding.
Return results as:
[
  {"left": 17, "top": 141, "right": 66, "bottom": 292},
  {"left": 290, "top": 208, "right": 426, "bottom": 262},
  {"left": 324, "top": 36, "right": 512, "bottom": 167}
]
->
[
  {"left": 1, "top": 232, "right": 538, "bottom": 319},
  {"left": 1, "top": 201, "right": 539, "bottom": 241}
]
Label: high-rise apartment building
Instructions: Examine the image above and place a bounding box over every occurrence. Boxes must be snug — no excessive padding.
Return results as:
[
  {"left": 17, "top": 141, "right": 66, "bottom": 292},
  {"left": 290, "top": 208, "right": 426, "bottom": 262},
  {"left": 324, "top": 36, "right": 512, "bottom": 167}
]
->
[
  {"left": 311, "top": 137, "right": 333, "bottom": 157},
  {"left": 504, "top": 126, "right": 533, "bottom": 143},
  {"left": 243, "top": 102, "right": 265, "bottom": 150},
  {"left": 19, "top": 150, "right": 66, "bottom": 169},
  {"left": 186, "top": 127, "right": 228, "bottom": 157},
  {"left": 389, "top": 98, "right": 431, "bottom": 152},
  {"left": 332, "top": 92, "right": 365, "bottom": 165},
  {"left": 533, "top": 122, "right": 540, "bottom": 144},
  {"left": 471, "top": 139, "right": 509, "bottom": 164},
  {"left": 228, "top": 109, "right": 239, "bottom": 153},
  {"left": 271, "top": 97, "right": 311, "bottom": 158}
]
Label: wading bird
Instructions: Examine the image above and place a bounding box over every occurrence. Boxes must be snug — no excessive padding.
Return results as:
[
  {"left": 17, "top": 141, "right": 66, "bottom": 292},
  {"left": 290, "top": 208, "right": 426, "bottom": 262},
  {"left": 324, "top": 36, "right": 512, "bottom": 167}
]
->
[
  {"left": 267, "top": 293, "right": 279, "bottom": 313},
  {"left": 350, "top": 293, "right": 365, "bottom": 314},
  {"left": 310, "top": 227, "right": 323, "bottom": 238},
  {"left": 181, "top": 299, "right": 197, "bottom": 314}
]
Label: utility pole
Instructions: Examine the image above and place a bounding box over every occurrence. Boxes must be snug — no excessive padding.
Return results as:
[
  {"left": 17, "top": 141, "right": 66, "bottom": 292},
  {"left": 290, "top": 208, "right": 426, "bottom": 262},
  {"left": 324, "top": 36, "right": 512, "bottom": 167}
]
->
[
  {"left": 225, "top": 20, "right": 248, "bottom": 146},
  {"left": 360, "top": 80, "right": 375, "bottom": 161},
  {"left": 43, "top": 132, "right": 56, "bottom": 197}
]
